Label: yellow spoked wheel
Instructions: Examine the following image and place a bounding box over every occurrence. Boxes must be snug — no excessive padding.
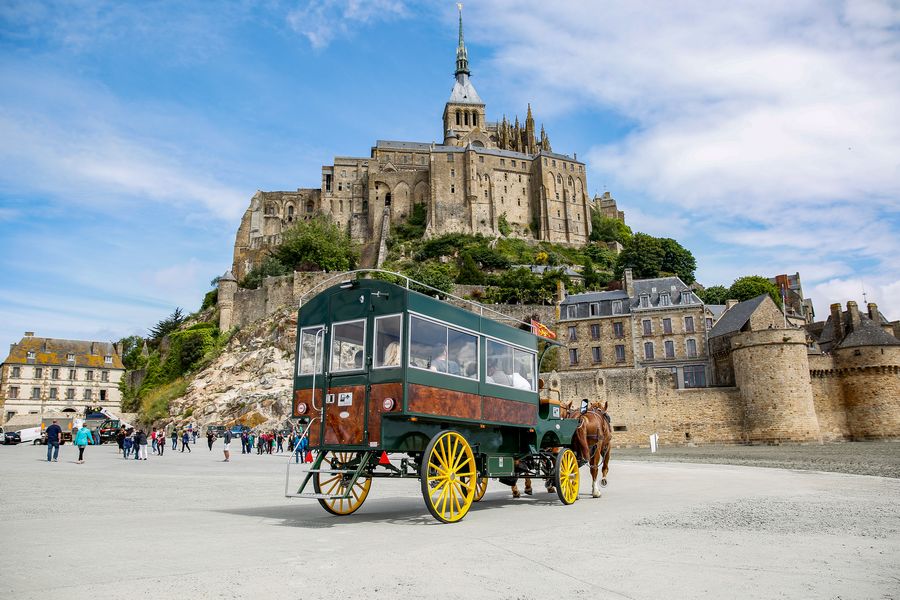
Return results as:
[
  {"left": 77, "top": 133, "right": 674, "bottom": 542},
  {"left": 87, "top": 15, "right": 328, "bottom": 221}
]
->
[
  {"left": 421, "top": 431, "right": 476, "bottom": 523},
  {"left": 554, "top": 448, "right": 580, "bottom": 505},
  {"left": 472, "top": 476, "right": 488, "bottom": 502},
  {"left": 313, "top": 451, "right": 372, "bottom": 516}
]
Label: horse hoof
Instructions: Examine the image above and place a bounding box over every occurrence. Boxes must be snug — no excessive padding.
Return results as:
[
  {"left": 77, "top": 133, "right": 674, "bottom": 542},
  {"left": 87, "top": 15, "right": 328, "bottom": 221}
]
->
[
  {"left": 512, "top": 491, "right": 521, "bottom": 499},
  {"left": 547, "top": 486, "right": 556, "bottom": 494},
  {"left": 592, "top": 491, "right": 601, "bottom": 498},
  {"left": 600, "top": 478, "right": 607, "bottom": 488},
  {"left": 524, "top": 488, "right": 533, "bottom": 496}
]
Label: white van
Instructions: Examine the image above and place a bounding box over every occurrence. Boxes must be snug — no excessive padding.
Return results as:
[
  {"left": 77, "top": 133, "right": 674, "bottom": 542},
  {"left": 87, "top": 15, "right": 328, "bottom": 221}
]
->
[{"left": 18, "top": 427, "right": 42, "bottom": 444}]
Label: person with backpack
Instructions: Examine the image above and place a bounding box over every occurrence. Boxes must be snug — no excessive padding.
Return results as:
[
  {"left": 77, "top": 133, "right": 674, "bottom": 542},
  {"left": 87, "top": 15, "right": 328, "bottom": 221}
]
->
[
  {"left": 157, "top": 428, "right": 166, "bottom": 456},
  {"left": 135, "top": 429, "right": 148, "bottom": 460},
  {"left": 181, "top": 430, "right": 191, "bottom": 453}
]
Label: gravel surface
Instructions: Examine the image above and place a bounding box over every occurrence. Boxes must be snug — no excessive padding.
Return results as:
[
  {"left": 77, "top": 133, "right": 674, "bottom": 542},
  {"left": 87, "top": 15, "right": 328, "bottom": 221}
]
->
[
  {"left": 1, "top": 440, "right": 899, "bottom": 599},
  {"left": 614, "top": 441, "right": 900, "bottom": 478}
]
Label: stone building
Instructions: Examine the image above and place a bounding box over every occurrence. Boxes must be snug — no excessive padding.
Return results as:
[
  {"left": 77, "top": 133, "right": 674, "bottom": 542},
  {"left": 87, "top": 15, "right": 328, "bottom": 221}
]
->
[
  {"left": 708, "top": 294, "right": 785, "bottom": 386},
  {"left": 557, "top": 269, "right": 710, "bottom": 388},
  {"left": 0, "top": 333, "right": 125, "bottom": 424},
  {"left": 232, "top": 7, "right": 593, "bottom": 280},
  {"left": 770, "top": 272, "right": 815, "bottom": 325}
]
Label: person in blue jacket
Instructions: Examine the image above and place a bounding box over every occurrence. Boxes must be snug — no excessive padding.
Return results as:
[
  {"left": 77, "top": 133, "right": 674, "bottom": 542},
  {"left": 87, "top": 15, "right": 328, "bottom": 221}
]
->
[{"left": 73, "top": 425, "right": 93, "bottom": 464}]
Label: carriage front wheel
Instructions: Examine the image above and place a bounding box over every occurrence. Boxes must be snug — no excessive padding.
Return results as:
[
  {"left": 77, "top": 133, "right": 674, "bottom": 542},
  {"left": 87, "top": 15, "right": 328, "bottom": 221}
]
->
[
  {"left": 420, "top": 430, "right": 477, "bottom": 523},
  {"left": 313, "top": 451, "right": 372, "bottom": 516},
  {"left": 473, "top": 476, "right": 488, "bottom": 502},
  {"left": 554, "top": 448, "right": 580, "bottom": 505}
]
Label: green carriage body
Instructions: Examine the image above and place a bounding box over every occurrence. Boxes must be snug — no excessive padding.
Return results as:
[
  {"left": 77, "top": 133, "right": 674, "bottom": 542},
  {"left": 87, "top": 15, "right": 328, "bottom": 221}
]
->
[{"left": 288, "top": 275, "right": 582, "bottom": 521}]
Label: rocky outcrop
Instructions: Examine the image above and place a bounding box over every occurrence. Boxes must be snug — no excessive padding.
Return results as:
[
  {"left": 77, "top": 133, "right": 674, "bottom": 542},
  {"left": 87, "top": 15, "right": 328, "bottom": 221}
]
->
[{"left": 167, "top": 306, "right": 298, "bottom": 432}]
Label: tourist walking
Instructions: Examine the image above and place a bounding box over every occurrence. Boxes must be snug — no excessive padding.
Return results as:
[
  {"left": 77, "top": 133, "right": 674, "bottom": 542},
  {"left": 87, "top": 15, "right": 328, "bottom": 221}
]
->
[
  {"left": 223, "top": 429, "right": 232, "bottom": 462},
  {"left": 248, "top": 432, "right": 255, "bottom": 453},
  {"left": 241, "top": 431, "right": 248, "bottom": 454},
  {"left": 123, "top": 433, "right": 133, "bottom": 459},
  {"left": 181, "top": 430, "right": 191, "bottom": 452},
  {"left": 45, "top": 419, "right": 62, "bottom": 462},
  {"left": 136, "top": 429, "right": 148, "bottom": 460},
  {"left": 157, "top": 429, "right": 166, "bottom": 456},
  {"left": 116, "top": 427, "right": 126, "bottom": 454},
  {"left": 150, "top": 428, "right": 158, "bottom": 453},
  {"left": 276, "top": 432, "right": 284, "bottom": 453},
  {"left": 171, "top": 426, "right": 177, "bottom": 450},
  {"left": 74, "top": 425, "right": 93, "bottom": 464},
  {"left": 207, "top": 430, "right": 215, "bottom": 451}
]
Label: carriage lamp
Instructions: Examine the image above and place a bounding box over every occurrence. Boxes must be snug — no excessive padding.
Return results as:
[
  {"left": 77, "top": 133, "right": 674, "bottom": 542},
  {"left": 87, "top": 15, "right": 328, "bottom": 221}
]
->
[
  {"left": 382, "top": 397, "right": 396, "bottom": 411},
  {"left": 296, "top": 402, "right": 308, "bottom": 415}
]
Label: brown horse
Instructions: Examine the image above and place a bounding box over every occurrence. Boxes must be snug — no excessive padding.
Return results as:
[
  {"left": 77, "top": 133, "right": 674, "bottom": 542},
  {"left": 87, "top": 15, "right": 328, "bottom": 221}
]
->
[{"left": 511, "top": 400, "right": 612, "bottom": 499}]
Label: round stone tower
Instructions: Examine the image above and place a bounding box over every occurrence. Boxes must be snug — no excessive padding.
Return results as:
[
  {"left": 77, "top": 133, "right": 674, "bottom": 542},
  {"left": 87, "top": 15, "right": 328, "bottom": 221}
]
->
[
  {"left": 833, "top": 338, "right": 900, "bottom": 441},
  {"left": 731, "top": 328, "right": 821, "bottom": 443},
  {"left": 217, "top": 270, "right": 238, "bottom": 332}
]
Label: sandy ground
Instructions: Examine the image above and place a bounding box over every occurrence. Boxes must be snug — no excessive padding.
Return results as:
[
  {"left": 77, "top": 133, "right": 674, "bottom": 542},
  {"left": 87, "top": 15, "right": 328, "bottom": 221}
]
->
[
  {"left": 615, "top": 441, "right": 900, "bottom": 478},
  {"left": 1, "top": 440, "right": 898, "bottom": 600}
]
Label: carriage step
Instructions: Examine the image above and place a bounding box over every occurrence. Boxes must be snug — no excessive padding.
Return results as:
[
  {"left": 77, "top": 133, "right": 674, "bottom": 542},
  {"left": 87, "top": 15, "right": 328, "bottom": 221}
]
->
[
  {"left": 287, "top": 492, "right": 353, "bottom": 500},
  {"left": 305, "top": 468, "right": 358, "bottom": 474}
]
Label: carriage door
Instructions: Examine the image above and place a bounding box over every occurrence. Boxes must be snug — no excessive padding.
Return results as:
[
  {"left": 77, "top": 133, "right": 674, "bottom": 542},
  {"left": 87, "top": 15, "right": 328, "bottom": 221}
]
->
[{"left": 323, "top": 288, "right": 372, "bottom": 446}]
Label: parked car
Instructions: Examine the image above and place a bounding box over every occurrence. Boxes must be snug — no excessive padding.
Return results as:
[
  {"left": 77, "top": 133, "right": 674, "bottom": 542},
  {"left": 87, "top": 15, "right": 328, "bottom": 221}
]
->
[
  {"left": 230, "top": 425, "right": 249, "bottom": 437},
  {"left": 4, "top": 427, "right": 41, "bottom": 445},
  {"left": 206, "top": 425, "right": 226, "bottom": 437}
]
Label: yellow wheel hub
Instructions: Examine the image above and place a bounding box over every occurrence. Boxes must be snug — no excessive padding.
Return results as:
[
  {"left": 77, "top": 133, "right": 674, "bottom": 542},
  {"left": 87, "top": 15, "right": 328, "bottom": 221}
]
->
[{"left": 421, "top": 431, "right": 476, "bottom": 523}]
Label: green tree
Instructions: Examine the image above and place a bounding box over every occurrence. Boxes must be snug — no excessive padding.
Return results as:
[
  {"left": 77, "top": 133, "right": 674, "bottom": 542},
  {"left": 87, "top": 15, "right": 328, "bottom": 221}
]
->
[
  {"left": 658, "top": 237, "right": 697, "bottom": 284},
  {"left": 498, "top": 213, "right": 512, "bottom": 237},
  {"left": 393, "top": 203, "right": 428, "bottom": 242},
  {"left": 239, "top": 256, "right": 290, "bottom": 289},
  {"left": 407, "top": 262, "right": 455, "bottom": 296},
  {"left": 456, "top": 252, "right": 485, "bottom": 285},
  {"left": 583, "top": 243, "right": 617, "bottom": 271},
  {"left": 589, "top": 211, "right": 633, "bottom": 244},
  {"left": 274, "top": 215, "right": 358, "bottom": 272},
  {"left": 117, "top": 335, "right": 146, "bottom": 371},
  {"left": 149, "top": 308, "right": 186, "bottom": 346},
  {"left": 615, "top": 233, "right": 696, "bottom": 283},
  {"left": 581, "top": 258, "right": 601, "bottom": 290},
  {"left": 697, "top": 285, "right": 729, "bottom": 305},
  {"left": 728, "top": 276, "right": 782, "bottom": 307}
]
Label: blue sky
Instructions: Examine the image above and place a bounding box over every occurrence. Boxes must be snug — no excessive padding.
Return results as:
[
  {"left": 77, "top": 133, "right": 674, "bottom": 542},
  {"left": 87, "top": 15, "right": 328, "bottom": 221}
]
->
[{"left": 2, "top": 0, "right": 899, "bottom": 356}]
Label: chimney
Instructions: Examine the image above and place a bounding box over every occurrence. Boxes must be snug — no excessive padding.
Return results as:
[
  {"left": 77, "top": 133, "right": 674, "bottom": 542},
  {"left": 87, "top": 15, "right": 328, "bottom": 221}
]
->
[
  {"left": 847, "top": 301, "right": 861, "bottom": 332},
  {"left": 9, "top": 343, "right": 16, "bottom": 354},
  {"left": 830, "top": 303, "right": 844, "bottom": 341},
  {"left": 867, "top": 302, "right": 879, "bottom": 321},
  {"left": 624, "top": 268, "right": 634, "bottom": 298},
  {"left": 725, "top": 299, "right": 739, "bottom": 310},
  {"left": 24, "top": 331, "right": 34, "bottom": 337}
]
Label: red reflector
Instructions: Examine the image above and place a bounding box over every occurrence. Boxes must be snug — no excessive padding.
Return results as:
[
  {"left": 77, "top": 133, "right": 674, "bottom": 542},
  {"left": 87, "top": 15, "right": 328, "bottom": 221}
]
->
[{"left": 378, "top": 451, "right": 390, "bottom": 465}]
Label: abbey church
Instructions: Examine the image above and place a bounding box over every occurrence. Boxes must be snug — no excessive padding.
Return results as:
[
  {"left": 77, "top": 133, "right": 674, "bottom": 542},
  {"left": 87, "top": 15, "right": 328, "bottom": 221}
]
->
[{"left": 232, "top": 8, "right": 595, "bottom": 280}]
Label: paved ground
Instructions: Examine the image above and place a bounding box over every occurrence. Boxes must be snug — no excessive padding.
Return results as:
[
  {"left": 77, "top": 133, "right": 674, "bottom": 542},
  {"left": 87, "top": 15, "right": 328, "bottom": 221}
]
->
[{"left": 1, "top": 441, "right": 898, "bottom": 600}]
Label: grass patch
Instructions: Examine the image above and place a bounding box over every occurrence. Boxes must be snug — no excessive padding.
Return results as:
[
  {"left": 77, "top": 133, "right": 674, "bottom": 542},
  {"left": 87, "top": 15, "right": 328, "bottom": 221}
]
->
[{"left": 140, "top": 378, "right": 189, "bottom": 424}]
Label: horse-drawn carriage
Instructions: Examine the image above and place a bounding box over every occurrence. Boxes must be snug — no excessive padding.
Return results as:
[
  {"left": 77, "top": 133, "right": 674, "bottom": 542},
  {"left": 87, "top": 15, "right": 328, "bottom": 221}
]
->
[{"left": 286, "top": 271, "right": 608, "bottom": 523}]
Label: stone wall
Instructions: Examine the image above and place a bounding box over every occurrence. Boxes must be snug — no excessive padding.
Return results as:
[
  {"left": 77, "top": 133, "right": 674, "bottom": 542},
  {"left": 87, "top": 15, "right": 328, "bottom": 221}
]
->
[
  {"left": 834, "top": 345, "right": 900, "bottom": 439},
  {"left": 808, "top": 354, "right": 850, "bottom": 442}
]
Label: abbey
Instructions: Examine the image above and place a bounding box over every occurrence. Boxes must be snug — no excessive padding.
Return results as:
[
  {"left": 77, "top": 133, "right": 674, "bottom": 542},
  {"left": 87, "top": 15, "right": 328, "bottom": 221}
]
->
[{"left": 232, "top": 8, "right": 592, "bottom": 280}]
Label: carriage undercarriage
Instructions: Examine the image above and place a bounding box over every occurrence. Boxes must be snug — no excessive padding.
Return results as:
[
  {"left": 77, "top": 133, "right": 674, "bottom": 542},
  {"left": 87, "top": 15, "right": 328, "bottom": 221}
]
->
[{"left": 287, "top": 429, "right": 581, "bottom": 523}]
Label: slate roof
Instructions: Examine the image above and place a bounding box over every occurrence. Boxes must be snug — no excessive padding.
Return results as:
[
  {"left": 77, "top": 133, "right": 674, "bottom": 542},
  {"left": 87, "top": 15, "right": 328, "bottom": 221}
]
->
[
  {"left": 708, "top": 294, "right": 769, "bottom": 339},
  {"left": 631, "top": 277, "right": 698, "bottom": 309},
  {"left": 837, "top": 319, "right": 900, "bottom": 349},
  {"left": 375, "top": 140, "right": 433, "bottom": 151},
  {"left": 560, "top": 290, "right": 629, "bottom": 305},
  {"left": 706, "top": 304, "right": 726, "bottom": 319},
  {"left": 448, "top": 74, "right": 483, "bottom": 104},
  {"left": 3, "top": 336, "right": 125, "bottom": 369},
  {"left": 514, "top": 265, "right": 582, "bottom": 279}
]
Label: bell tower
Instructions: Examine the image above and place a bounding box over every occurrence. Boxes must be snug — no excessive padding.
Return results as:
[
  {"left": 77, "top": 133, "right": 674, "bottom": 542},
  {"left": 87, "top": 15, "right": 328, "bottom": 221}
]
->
[{"left": 442, "top": 4, "right": 486, "bottom": 146}]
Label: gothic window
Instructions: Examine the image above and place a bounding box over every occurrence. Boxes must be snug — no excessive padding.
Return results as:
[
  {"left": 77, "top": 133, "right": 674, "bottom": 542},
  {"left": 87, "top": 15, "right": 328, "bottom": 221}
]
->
[
  {"left": 472, "top": 112, "right": 478, "bottom": 126},
  {"left": 464, "top": 112, "right": 469, "bottom": 126},
  {"left": 556, "top": 175, "right": 562, "bottom": 184},
  {"left": 306, "top": 200, "right": 314, "bottom": 213},
  {"left": 456, "top": 111, "right": 461, "bottom": 126},
  {"left": 287, "top": 205, "right": 294, "bottom": 220}
]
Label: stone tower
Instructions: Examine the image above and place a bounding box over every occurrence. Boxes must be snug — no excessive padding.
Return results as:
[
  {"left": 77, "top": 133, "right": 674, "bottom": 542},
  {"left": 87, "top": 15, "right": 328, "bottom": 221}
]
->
[
  {"left": 731, "top": 328, "right": 822, "bottom": 443},
  {"left": 217, "top": 270, "right": 238, "bottom": 332},
  {"left": 831, "top": 301, "right": 900, "bottom": 439},
  {"left": 442, "top": 4, "right": 487, "bottom": 146}
]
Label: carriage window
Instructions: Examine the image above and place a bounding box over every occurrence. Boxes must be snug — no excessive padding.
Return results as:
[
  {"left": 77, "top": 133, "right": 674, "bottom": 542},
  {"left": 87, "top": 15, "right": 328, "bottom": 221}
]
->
[
  {"left": 374, "top": 315, "right": 402, "bottom": 369},
  {"left": 330, "top": 320, "right": 366, "bottom": 372},
  {"left": 409, "top": 315, "right": 477, "bottom": 380},
  {"left": 485, "top": 339, "right": 535, "bottom": 391},
  {"left": 297, "top": 326, "right": 325, "bottom": 375}
]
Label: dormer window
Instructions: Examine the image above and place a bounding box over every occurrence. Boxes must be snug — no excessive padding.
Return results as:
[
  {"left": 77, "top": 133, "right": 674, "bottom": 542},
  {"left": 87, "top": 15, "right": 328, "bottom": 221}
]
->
[
  {"left": 566, "top": 305, "right": 577, "bottom": 320},
  {"left": 66, "top": 353, "right": 75, "bottom": 362},
  {"left": 640, "top": 295, "right": 650, "bottom": 308},
  {"left": 27, "top": 350, "right": 35, "bottom": 360},
  {"left": 682, "top": 293, "right": 694, "bottom": 305},
  {"left": 612, "top": 300, "right": 623, "bottom": 315},
  {"left": 660, "top": 293, "right": 671, "bottom": 307},
  {"left": 104, "top": 355, "right": 112, "bottom": 364}
]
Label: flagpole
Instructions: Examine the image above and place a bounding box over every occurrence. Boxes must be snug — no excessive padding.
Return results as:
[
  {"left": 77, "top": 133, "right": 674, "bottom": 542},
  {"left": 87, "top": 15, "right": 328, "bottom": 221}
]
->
[{"left": 781, "top": 284, "right": 787, "bottom": 329}]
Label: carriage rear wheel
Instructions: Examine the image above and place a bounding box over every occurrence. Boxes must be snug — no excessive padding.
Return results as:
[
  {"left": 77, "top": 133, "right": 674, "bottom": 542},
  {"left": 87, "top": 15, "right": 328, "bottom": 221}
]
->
[
  {"left": 472, "top": 476, "right": 488, "bottom": 502},
  {"left": 421, "top": 430, "right": 477, "bottom": 523},
  {"left": 554, "top": 448, "right": 579, "bottom": 505},
  {"left": 313, "top": 451, "right": 372, "bottom": 516}
]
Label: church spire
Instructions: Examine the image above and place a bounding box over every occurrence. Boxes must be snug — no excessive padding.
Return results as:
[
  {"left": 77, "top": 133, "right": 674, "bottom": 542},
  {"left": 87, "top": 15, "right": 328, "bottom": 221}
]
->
[{"left": 455, "top": 3, "right": 470, "bottom": 77}]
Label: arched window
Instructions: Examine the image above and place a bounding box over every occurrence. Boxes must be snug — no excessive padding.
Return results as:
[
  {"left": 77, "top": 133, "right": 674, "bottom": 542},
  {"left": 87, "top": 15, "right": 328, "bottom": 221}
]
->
[
  {"left": 306, "top": 200, "right": 314, "bottom": 213},
  {"left": 456, "top": 111, "right": 461, "bottom": 126},
  {"left": 287, "top": 205, "right": 294, "bottom": 222},
  {"left": 472, "top": 112, "right": 478, "bottom": 127},
  {"left": 464, "top": 112, "right": 469, "bottom": 126},
  {"left": 556, "top": 175, "right": 562, "bottom": 184}
]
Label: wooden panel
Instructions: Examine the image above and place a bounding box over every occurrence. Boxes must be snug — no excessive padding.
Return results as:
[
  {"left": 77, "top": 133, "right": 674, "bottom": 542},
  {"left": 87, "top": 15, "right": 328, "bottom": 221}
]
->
[
  {"left": 408, "top": 384, "right": 481, "bottom": 421},
  {"left": 367, "top": 382, "right": 403, "bottom": 446},
  {"left": 294, "top": 389, "right": 322, "bottom": 447},
  {"left": 324, "top": 385, "right": 367, "bottom": 445},
  {"left": 482, "top": 396, "right": 536, "bottom": 426}
]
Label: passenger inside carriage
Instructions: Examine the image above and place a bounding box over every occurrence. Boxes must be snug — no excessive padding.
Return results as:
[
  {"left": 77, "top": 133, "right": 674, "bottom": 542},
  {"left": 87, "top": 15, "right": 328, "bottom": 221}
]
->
[
  {"left": 485, "top": 359, "right": 511, "bottom": 386},
  {"left": 430, "top": 347, "right": 460, "bottom": 375}
]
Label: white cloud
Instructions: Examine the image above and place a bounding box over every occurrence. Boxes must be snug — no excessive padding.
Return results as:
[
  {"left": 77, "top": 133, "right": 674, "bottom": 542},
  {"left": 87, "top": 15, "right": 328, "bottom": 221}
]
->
[
  {"left": 287, "top": 0, "right": 409, "bottom": 49},
  {"left": 469, "top": 0, "right": 900, "bottom": 314}
]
